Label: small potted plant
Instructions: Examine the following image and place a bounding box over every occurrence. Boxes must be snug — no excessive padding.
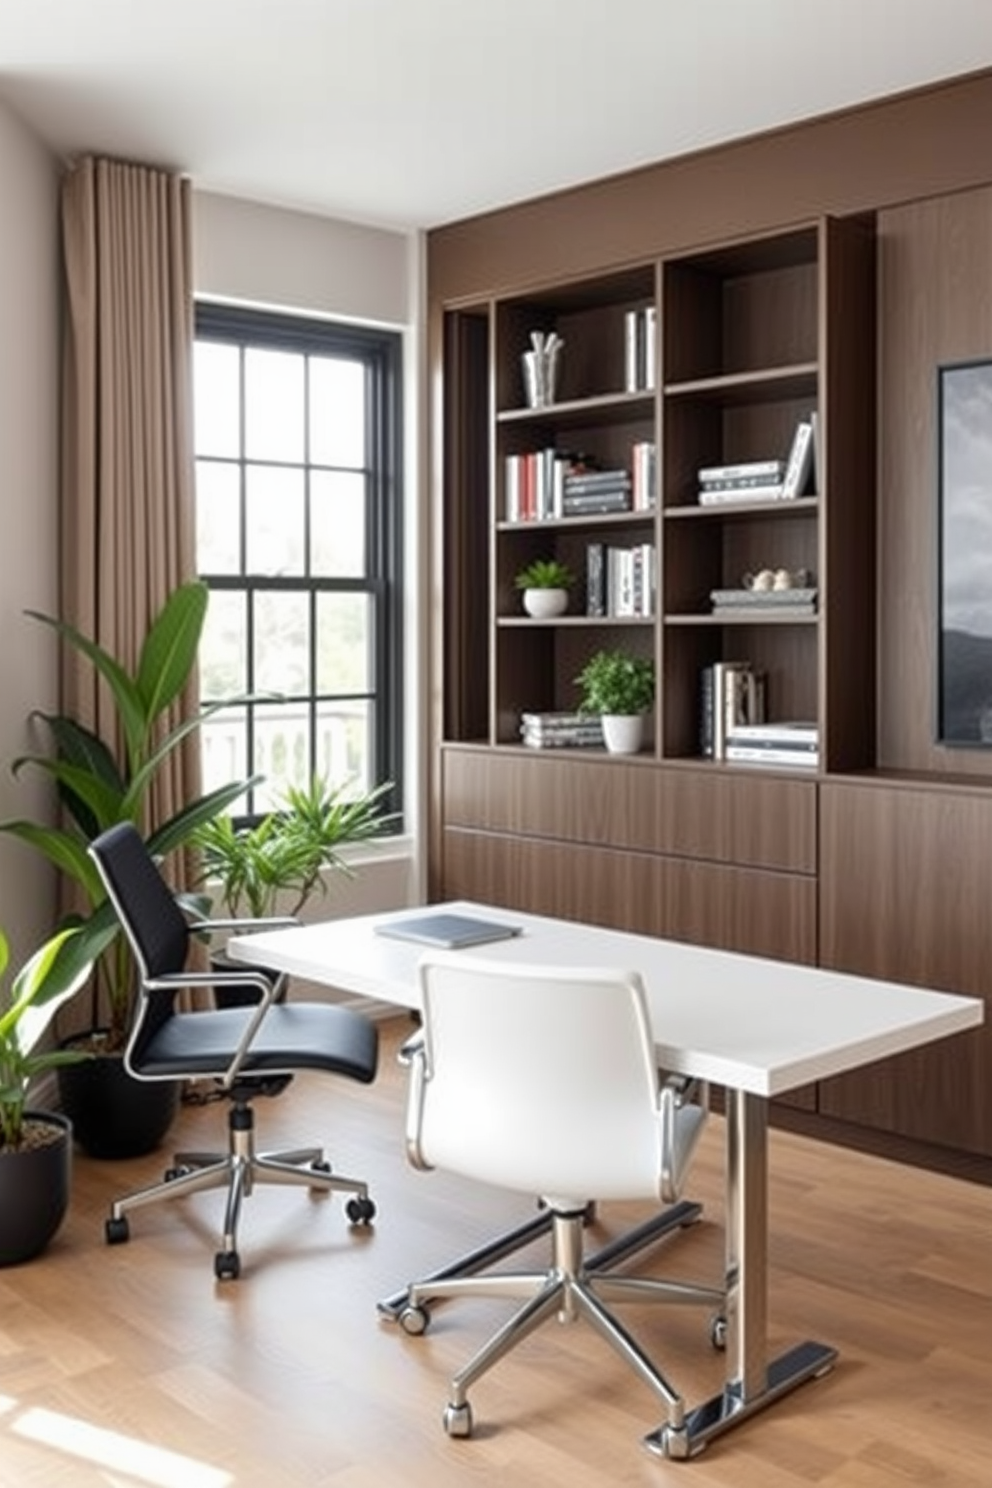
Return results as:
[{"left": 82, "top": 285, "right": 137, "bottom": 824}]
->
[
  {"left": 0, "top": 926, "right": 92, "bottom": 1265},
  {"left": 514, "top": 557, "right": 575, "bottom": 619},
  {"left": 575, "top": 648, "right": 655, "bottom": 755}
]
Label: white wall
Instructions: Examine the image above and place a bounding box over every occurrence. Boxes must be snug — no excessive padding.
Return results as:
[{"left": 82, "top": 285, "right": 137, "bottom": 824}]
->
[
  {"left": 193, "top": 191, "right": 426, "bottom": 920},
  {"left": 0, "top": 102, "right": 60, "bottom": 969}
]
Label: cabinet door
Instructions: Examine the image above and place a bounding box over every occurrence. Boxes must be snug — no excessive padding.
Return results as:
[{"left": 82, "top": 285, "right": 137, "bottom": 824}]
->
[{"left": 819, "top": 782, "right": 992, "bottom": 1156}]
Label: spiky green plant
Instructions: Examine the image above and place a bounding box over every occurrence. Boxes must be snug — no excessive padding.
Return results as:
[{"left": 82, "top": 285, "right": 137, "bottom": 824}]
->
[
  {"left": 0, "top": 581, "right": 250, "bottom": 1046},
  {"left": 194, "top": 776, "right": 397, "bottom": 920}
]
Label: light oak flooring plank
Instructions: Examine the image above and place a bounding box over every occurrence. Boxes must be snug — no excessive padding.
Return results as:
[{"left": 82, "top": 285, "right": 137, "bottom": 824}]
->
[{"left": 0, "top": 1017, "right": 990, "bottom": 1486}]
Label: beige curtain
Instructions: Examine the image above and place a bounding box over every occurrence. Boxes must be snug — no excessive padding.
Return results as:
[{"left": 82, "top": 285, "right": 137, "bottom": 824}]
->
[{"left": 60, "top": 155, "right": 201, "bottom": 861}]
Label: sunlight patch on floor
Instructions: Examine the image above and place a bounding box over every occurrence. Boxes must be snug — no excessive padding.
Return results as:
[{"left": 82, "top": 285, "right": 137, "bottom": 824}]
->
[{"left": 10, "top": 1405, "right": 232, "bottom": 1488}]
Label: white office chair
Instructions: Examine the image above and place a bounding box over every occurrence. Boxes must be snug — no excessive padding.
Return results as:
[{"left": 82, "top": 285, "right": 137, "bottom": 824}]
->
[{"left": 397, "top": 952, "right": 726, "bottom": 1445}]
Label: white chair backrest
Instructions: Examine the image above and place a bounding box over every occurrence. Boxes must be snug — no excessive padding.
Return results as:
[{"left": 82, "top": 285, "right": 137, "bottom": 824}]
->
[{"left": 413, "top": 953, "right": 668, "bottom": 1205}]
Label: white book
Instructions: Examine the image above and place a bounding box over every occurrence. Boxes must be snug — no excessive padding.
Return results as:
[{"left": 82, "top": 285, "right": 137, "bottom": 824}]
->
[
  {"left": 727, "top": 721, "right": 818, "bottom": 743},
  {"left": 726, "top": 746, "right": 819, "bottom": 768},
  {"left": 781, "top": 420, "right": 814, "bottom": 500},
  {"left": 698, "top": 458, "right": 784, "bottom": 483},
  {"left": 699, "top": 484, "right": 784, "bottom": 505}
]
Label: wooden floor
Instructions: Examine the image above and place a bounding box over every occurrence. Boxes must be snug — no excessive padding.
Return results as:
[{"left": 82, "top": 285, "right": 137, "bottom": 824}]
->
[{"left": 2, "top": 1016, "right": 991, "bottom": 1487}]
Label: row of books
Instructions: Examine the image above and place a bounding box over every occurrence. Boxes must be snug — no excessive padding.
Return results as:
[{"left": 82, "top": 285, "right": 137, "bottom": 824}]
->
[
  {"left": 624, "top": 307, "right": 657, "bottom": 393},
  {"left": 699, "top": 661, "right": 766, "bottom": 759},
  {"left": 586, "top": 542, "right": 655, "bottom": 618},
  {"left": 724, "top": 721, "right": 819, "bottom": 768},
  {"left": 504, "top": 445, "right": 655, "bottom": 523},
  {"left": 696, "top": 416, "right": 817, "bottom": 506},
  {"left": 520, "top": 711, "right": 604, "bottom": 750}
]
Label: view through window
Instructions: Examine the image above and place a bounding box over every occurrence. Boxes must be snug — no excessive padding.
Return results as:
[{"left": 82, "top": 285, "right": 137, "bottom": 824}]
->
[{"left": 193, "top": 303, "right": 403, "bottom": 823}]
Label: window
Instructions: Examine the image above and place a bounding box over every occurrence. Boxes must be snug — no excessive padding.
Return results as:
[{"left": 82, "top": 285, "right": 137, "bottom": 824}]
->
[{"left": 193, "top": 303, "right": 403, "bottom": 824}]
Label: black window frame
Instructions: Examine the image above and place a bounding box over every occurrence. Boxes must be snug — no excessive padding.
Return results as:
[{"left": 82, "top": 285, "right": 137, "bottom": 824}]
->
[{"left": 193, "top": 300, "right": 404, "bottom": 829}]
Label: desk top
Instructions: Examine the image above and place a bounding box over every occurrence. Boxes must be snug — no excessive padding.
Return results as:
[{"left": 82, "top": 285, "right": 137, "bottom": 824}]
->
[{"left": 227, "top": 901, "right": 983, "bottom": 1098}]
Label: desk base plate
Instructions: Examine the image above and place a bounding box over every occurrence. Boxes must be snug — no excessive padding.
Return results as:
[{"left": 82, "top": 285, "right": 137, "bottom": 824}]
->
[{"left": 643, "top": 1340, "right": 838, "bottom": 1459}]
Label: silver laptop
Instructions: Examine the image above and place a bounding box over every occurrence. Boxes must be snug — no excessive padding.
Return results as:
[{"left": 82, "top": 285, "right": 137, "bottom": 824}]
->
[{"left": 374, "top": 912, "right": 523, "bottom": 950}]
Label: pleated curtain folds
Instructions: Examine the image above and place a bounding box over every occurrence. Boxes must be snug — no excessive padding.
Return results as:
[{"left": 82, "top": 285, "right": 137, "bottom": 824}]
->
[{"left": 59, "top": 154, "right": 201, "bottom": 857}]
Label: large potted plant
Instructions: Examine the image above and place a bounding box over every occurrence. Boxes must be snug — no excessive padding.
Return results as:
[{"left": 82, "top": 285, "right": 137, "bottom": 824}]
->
[
  {"left": 193, "top": 774, "right": 396, "bottom": 1006},
  {"left": 0, "top": 581, "right": 249, "bottom": 1157},
  {"left": 0, "top": 926, "right": 92, "bottom": 1264},
  {"left": 575, "top": 648, "right": 656, "bottom": 755}
]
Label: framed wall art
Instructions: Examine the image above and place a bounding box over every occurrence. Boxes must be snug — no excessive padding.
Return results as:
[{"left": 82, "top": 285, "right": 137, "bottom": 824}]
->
[{"left": 938, "top": 358, "right": 992, "bottom": 744}]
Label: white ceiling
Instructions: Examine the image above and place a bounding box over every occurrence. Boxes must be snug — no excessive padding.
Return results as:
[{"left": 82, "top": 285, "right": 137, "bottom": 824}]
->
[{"left": 2, "top": 0, "right": 992, "bottom": 232}]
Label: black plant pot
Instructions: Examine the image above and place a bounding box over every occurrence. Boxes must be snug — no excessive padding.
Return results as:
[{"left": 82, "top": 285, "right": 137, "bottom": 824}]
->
[
  {"left": 57, "top": 1049, "right": 180, "bottom": 1159},
  {"left": 0, "top": 1111, "right": 72, "bottom": 1265}
]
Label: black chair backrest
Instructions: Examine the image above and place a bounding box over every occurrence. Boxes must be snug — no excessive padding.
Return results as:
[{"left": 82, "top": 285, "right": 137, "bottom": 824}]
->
[{"left": 89, "top": 823, "right": 191, "bottom": 980}]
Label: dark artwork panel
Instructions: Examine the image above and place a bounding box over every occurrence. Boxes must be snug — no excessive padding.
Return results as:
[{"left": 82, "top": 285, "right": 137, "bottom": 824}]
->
[{"left": 939, "top": 360, "right": 992, "bottom": 743}]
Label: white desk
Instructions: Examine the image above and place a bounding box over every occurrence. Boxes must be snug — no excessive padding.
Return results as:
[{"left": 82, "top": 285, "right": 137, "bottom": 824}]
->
[{"left": 229, "top": 901, "right": 983, "bottom": 1458}]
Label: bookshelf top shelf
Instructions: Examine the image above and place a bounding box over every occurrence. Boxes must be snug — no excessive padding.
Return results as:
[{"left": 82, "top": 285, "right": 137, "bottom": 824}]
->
[
  {"left": 497, "top": 389, "right": 654, "bottom": 428},
  {"left": 664, "top": 363, "right": 818, "bottom": 405}
]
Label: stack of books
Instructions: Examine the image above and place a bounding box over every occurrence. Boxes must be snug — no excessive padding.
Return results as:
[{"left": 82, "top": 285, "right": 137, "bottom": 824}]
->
[
  {"left": 724, "top": 721, "right": 819, "bottom": 769},
  {"left": 697, "top": 420, "right": 817, "bottom": 506},
  {"left": 697, "top": 459, "right": 785, "bottom": 505},
  {"left": 562, "top": 467, "right": 631, "bottom": 516},
  {"left": 520, "top": 711, "right": 604, "bottom": 750}
]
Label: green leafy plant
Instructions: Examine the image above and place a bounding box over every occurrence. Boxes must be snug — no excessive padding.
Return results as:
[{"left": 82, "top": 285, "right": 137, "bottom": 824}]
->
[
  {"left": 575, "top": 649, "right": 656, "bottom": 716},
  {"left": 0, "top": 927, "right": 93, "bottom": 1150},
  {"left": 0, "top": 581, "right": 250, "bottom": 1048},
  {"left": 514, "top": 557, "right": 575, "bottom": 591},
  {"left": 194, "top": 775, "right": 397, "bottom": 920}
]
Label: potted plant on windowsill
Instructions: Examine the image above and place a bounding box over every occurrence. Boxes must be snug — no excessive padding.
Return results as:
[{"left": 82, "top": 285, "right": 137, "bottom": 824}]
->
[
  {"left": 0, "top": 926, "right": 93, "bottom": 1264},
  {"left": 575, "top": 648, "right": 656, "bottom": 755},
  {"left": 0, "top": 581, "right": 250, "bottom": 1158},
  {"left": 192, "top": 774, "right": 397, "bottom": 1006},
  {"left": 514, "top": 558, "right": 575, "bottom": 619}
]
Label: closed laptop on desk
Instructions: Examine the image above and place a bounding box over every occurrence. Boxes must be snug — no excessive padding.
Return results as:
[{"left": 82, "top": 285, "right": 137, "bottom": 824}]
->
[{"left": 374, "top": 913, "right": 522, "bottom": 950}]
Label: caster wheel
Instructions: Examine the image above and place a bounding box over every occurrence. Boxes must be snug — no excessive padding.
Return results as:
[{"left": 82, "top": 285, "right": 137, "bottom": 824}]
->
[
  {"left": 443, "top": 1401, "right": 473, "bottom": 1439},
  {"left": 709, "top": 1314, "right": 728, "bottom": 1351},
  {"left": 164, "top": 1165, "right": 190, "bottom": 1182},
  {"left": 214, "top": 1250, "right": 241, "bottom": 1281},
  {"left": 398, "top": 1303, "right": 429, "bottom": 1336},
  {"left": 105, "top": 1216, "right": 130, "bottom": 1245},
  {"left": 345, "top": 1195, "right": 376, "bottom": 1225},
  {"left": 310, "top": 1159, "right": 332, "bottom": 1173}
]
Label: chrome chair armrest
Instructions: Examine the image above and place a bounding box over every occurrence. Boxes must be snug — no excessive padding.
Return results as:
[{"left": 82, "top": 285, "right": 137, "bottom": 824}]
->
[{"left": 142, "top": 966, "right": 282, "bottom": 1089}]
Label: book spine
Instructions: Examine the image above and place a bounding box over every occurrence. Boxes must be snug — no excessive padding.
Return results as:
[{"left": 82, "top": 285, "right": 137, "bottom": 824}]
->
[
  {"left": 700, "top": 473, "right": 786, "bottom": 492},
  {"left": 726, "top": 735, "right": 817, "bottom": 754},
  {"left": 643, "top": 306, "right": 656, "bottom": 391},
  {"left": 563, "top": 470, "right": 632, "bottom": 491},
  {"left": 699, "top": 665, "right": 715, "bottom": 757},
  {"left": 624, "top": 310, "right": 641, "bottom": 393},
  {"left": 699, "top": 484, "right": 784, "bottom": 504},
  {"left": 698, "top": 458, "right": 784, "bottom": 482},
  {"left": 586, "top": 543, "right": 605, "bottom": 617},
  {"left": 725, "top": 746, "right": 820, "bottom": 767},
  {"left": 727, "top": 722, "right": 819, "bottom": 742}
]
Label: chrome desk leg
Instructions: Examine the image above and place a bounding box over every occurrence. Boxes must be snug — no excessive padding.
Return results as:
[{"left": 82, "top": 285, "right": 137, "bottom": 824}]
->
[{"left": 644, "top": 1090, "right": 837, "bottom": 1460}]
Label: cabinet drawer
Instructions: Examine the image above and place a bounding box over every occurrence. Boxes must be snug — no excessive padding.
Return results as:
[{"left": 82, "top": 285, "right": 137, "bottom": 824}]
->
[{"left": 442, "top": 746, "right": 816, "bottom": 873}]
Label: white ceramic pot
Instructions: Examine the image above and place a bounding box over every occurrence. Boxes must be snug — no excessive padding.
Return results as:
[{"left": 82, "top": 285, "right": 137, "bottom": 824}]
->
[
  {"left": 523, "top": 587, "right": 568, "bottom": 618},
  {"left": 602, "top": 714, "right": 644, "bottom": 755}
]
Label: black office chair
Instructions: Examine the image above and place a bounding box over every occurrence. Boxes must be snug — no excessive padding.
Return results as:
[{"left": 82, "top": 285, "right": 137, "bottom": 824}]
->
[{"left": 88, "top": 822, "right": 379, "bottom": 1281}]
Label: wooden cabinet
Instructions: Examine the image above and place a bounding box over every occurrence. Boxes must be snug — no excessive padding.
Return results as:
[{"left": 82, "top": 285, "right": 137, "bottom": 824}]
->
[
  {"left": 440, "top": 746, "right": 817, "bottom": 965},
  {"left": 819, "top": 780, "right": 992, "bottom": 1157}
]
